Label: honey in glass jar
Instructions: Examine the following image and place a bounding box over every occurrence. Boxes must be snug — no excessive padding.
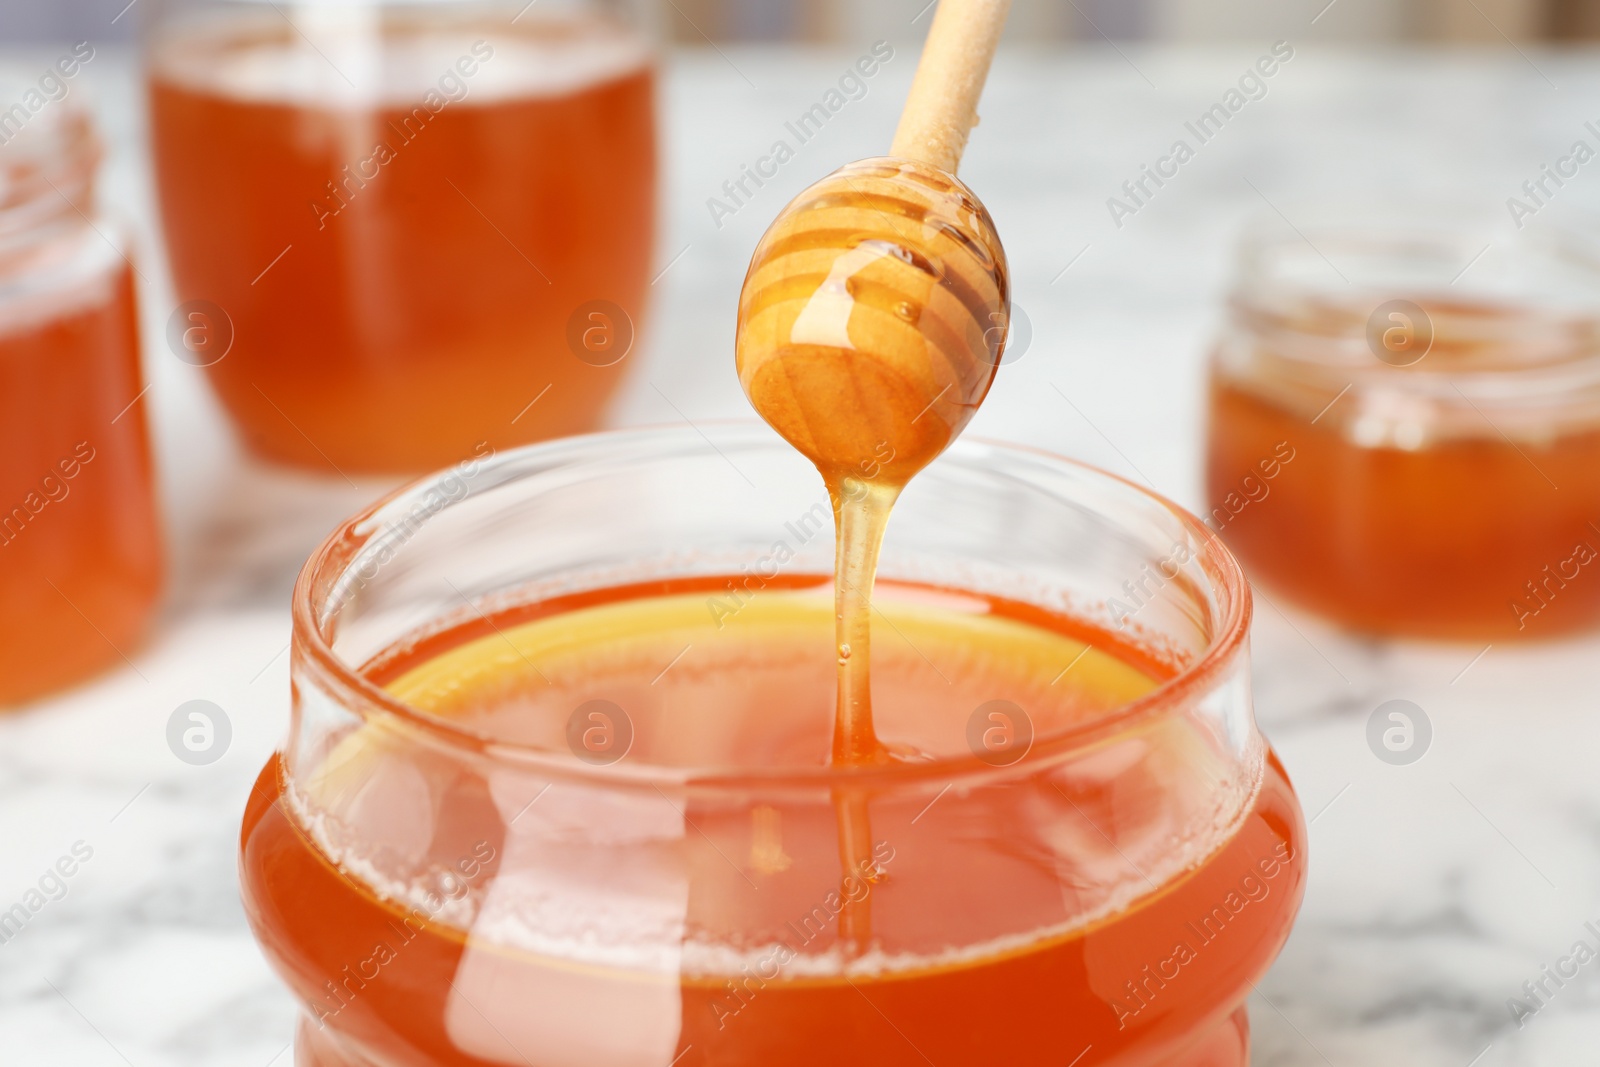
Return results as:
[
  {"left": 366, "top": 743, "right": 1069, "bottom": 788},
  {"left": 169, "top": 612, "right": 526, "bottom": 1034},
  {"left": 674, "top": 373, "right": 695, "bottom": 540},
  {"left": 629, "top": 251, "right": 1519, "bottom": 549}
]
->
[
  {"left": 148, "top": 0, "right": 657, "bottom": 473},
  {"left": 0, "top": 90, "right": 162, "bottom": 704},
  {"left": 245, "top": 428, "right": 1306, "bottom": 1066},
  {"left": 1206, "top": 220, "right": 1600, "bottom": 640}
]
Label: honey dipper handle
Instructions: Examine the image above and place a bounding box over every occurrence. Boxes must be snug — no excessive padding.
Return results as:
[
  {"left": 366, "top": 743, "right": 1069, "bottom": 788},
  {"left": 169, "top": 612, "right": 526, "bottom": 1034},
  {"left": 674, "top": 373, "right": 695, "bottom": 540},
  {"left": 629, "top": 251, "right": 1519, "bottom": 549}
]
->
[{"left": 889, "top": 0, "right": 1013, "bottom": 173}]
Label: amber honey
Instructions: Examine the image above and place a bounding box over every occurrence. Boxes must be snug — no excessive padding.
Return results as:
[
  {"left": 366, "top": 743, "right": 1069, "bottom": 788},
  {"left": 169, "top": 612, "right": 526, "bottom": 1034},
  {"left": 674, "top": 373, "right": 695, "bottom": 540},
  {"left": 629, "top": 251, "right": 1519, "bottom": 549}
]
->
[
  {"left": 149, "top": 11, "right": 656, "bottom": 473},
  {"left": 244, "top": 577, "right": 1305, "bottom": 1066},
  {"left": 1207, "top": 284, "right": 1600, "bottom": 641},
  {"left": 1208, "top": 378, "right": 1600, "bottom": 639},
  {"left": 735, "top": 156, "right": 1009, "bottom": 768},
  {"left": 0, "top": 259, "right": 162, "bottom": 703},
  {"left": 0, "top": 91, "right": 162, "bottom": 705}
]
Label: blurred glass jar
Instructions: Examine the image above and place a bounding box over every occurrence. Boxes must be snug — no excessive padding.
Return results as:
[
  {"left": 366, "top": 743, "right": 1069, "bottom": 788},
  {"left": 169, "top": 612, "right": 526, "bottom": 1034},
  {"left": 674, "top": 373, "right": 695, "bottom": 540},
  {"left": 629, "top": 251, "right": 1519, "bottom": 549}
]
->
[
  {"left": 1205, "top": 217, "right": 1600, "bottom": 641},
  {"left": 145, "top": 0, "right": 658, "bottom": 474},
  {"left": 0, "top": 79, "right": 163, "bottom": 705}
]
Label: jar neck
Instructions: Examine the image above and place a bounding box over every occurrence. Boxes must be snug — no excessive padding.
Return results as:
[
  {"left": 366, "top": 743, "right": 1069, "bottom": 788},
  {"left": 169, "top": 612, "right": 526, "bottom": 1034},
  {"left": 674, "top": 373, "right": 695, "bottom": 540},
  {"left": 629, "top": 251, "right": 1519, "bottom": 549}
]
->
[
  {"left": 1219, "top": 226, "right": 1600, "bottom": 440},
  {"left": 291, "top": 427, "right": 1258, "bottom": 793},
  {"left": 1231, "top": 289, "right": 1600, "bottom": 376},
  {"left": 0, "top": 106, "right": 101, "bottom": 276}
]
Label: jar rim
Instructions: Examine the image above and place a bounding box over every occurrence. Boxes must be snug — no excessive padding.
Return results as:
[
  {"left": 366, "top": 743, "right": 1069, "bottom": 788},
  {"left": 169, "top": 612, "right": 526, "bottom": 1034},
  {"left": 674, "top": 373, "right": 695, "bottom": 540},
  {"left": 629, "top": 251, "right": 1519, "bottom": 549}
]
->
[
  {"left": 0, "top": 95, "right": 99, "bottom": 245},
  {"left": 1230, "top": 215, "right": 1600, "bottom": 377},
  {"left": 290, "top": 424, "right": 1254, "bottom": 792}
]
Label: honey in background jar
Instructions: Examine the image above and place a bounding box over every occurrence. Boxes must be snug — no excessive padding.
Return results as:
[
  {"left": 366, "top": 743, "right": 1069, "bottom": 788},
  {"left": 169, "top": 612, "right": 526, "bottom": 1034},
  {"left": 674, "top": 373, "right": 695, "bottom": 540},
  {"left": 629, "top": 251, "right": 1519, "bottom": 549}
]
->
[
  {"left": 149, "top": 7, "right": 656, "bottom": 473},
  {"left": 0, "top": 98, "right": 161, "bottom": 704},
  {"left": 1206, "top": 225, "right": 1600, "bottom": 640}
]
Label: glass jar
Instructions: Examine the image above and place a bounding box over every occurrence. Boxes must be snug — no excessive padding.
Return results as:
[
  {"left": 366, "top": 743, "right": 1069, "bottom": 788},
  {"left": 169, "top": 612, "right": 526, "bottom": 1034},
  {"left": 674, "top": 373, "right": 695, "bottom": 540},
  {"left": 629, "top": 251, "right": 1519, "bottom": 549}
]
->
[
  {"left": 243, "top": 425, "right": 1306, "bottom": 1066},
  {"left": 1206, "top": 218, "right": 1600, "bottom": 640},
  {"left": 144, "top": 0, "right": 659, "bottom": 474},
  {"left": 0, "top": 82, "right": 163, "bottom": 706}
]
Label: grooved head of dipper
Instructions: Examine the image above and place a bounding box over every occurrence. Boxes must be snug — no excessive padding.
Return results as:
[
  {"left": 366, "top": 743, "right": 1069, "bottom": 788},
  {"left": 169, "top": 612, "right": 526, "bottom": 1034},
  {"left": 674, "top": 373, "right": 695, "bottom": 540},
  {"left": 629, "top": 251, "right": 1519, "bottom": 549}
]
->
[{"left": 735, "top": 157, "right": 1010, "bottom": 488}]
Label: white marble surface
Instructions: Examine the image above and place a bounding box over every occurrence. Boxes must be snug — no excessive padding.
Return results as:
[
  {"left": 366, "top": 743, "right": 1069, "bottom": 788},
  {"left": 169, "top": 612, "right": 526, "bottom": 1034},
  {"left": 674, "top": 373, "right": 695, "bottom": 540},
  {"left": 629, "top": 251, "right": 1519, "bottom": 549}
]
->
[{"left": 3, "top": 36, "right": 1600, "bottom": 1067}]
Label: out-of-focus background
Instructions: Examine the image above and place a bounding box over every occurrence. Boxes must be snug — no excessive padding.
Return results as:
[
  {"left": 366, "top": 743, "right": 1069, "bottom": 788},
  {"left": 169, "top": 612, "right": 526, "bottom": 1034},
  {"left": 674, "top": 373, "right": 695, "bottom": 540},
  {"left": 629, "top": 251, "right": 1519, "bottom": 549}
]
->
[
  {"left": 2, "top": 1, "right": 1600, "bottom": 1066},
  {"left": 7, "top": 0, "right": 1600, "bottom": 42}
]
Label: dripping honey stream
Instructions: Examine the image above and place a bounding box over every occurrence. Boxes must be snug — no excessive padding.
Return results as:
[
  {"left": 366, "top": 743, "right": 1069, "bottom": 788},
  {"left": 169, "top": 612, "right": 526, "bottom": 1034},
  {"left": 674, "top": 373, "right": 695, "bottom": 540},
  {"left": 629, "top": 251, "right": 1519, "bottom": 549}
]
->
[{"left": 734, "top": 0, "right": 1014, "bottom": 954}]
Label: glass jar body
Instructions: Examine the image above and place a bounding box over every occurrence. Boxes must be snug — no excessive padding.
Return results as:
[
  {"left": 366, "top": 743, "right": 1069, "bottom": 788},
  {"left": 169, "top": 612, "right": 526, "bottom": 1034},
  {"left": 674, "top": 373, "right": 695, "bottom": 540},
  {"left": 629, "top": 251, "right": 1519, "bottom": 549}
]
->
[
  {"left": 1206, "top": 223, "right": 1600, "bottom": 640},
  {"left": 244, "top": 427, "right": 1307, "bottom": 1066},
  {"left": 0, "top": 107, "right": 161, "bottom": 705},
  {"left": 146, "top": 0, "right": 659, "bottom": 473}
]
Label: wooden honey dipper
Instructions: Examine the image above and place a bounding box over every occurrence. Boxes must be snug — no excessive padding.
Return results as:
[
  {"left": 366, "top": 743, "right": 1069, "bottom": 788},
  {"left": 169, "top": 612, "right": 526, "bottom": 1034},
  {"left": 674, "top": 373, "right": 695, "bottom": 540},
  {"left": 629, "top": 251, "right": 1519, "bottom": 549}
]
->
[
  {"left": 736, "top": 0, "right": 1013, "bottom": 489},
  {"left": 734, "top": 0, "right": 1014, "bottom": 770}
]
